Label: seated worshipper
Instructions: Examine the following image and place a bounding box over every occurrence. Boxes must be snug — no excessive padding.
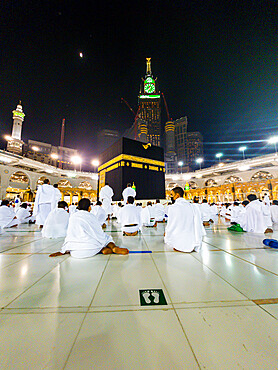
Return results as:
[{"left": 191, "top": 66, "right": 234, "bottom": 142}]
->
[
  {"left": 16, "top": 203, "right": 32, "bottom": 224},
  {"left": 99, "top": 184, "right": 114, "bottom": 219},
  {"left": 0, "top": 200, "right": 18, "bottom": 228},
  {"left": 90, "top": 201, "right": 107, "bottom": 228},
  {"left": 165, "top": 187, "right": 205, "bottom": 253},
  {"left": 49, "top": 198, "right": 128, "bottom": 258},
  {"left": 241, "top": 194, "right": 272, "bottom": 234},
  {"left": 210, "top": 202, "right": 218, "bottom": 216},
  {"left": 200, "top": 199, "right": 211, "bottom": 226},
  {"left": 153, "top": 199, "right": 166, "bottom": 222},
  {"left": 122, "top": 183, "right": 136, "bottom": 204},
  {"left": 121, "top": 196, "right": 141, "bottom": 236},
  {"left": 33, "top": 179, "right": 56, "bottom": 228},
  {"left": 14, "top": 194, "right": 21, "bottom": 211},
  {"left": 270, "top": 200, "right": 278, "bottom": 224},
  {"left": 141, "top": 203, "right": 157, "bottom": 227},
  {"left": 263, "top": 193, "right": 272, "bottom": 230},
  {"left": 230, "top": 202, "right": 243, "bottom": 225},
  {"left": 69, "top": 203, "right": 77, "bottom": 215},
  {"left": 42, "top": 201, "right": 69, "bottom": 238},
  {"left": 114, "top": 202, "right": 123, "bottom": 224}
]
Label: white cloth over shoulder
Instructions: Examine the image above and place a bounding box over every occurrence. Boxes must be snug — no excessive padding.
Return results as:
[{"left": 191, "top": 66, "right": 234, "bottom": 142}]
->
[
  {"left": 99, "top": 185, "right": 114, "bottom": 215},
  {"left": 153, "top": 203, "right": 165, "bottom": 221},
  {"left": 270, "top": 205, "right": 278, "bottom": 223},
  {"left": 0, "top": 205, "right": 17, "bottom": 228},
  {"left": 200, "top": 203, "right": 211, "bottom": 222},
  {"left": 241, "top": 200, "right": 267, "bottom": 233},
  {"left": 16, "top": 208, "right": 31, "bottom": 224},
  {"left": 121, "top": 204, "right": 141, "bottom": 232},
  {"left": 122, "top": 187, "right": 136, "bottom": 204},
  {"left": 69, "top": 204, "right": 77, "bottom": 215},
  {"left": 33, "top": 184, "right": 57, "bottom": 225},
  {"left": 141, "top": 206, "right": 155, "bottom": 227},
  {"left": 165, "top": 198, "right": 205, "bottom": 252},
  {"left": 61, "top": 210, "right": 113, "bottom": 258},
  {"left": 42, "top": 208, "right": 69, "bottom": 238},
  {"left": 54, "top": 188, "right": 62, "bottom": 204},
  {"left": 90, "top": 205, "right": 107, "bottom": 226}
]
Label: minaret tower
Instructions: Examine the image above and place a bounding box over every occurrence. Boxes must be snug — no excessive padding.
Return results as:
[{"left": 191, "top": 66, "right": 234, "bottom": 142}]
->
[
  {"left": 138, "top": 58, "right": 161, "bottom": 146},
  {"left": 7, "top": 101, "right": 25, "bottom": 155}
]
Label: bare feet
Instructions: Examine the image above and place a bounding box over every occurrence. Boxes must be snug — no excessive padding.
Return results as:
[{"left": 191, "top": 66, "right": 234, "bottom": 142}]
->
[
  {"left": 112, "top": 246, "right": 129, "bottom": 255},
  {"left": 102, "top": 223, "right": 107, "bottom": 229},
  {"left": 101, "top": 247, "right": 113, "bottom": 255},
  {"left": 49, "top": 251, "right": 70, "bottom": 257}
]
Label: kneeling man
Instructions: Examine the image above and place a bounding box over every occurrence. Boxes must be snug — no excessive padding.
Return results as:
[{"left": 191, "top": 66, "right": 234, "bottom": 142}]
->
[
  {"left": 121, "top": 196, "right": 141, "bottom": 236},
  {"left": 164, "top": 187, "right": 205, "bottom": 253},
  {"left": 50, "top": 198, "right": 128, "bottom": 258}
]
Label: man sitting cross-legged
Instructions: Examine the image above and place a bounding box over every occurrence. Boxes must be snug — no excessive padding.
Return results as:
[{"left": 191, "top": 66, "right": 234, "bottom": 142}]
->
[
  {"left": 49, "top": 198, "right": 128, "bottom": 258},
  {"left": 0, "top": 199, "right": 18, "bottom": 229},
  {"left": 42, "top": 201, "right": 69, "bottom": 238},
  {"left": 121, "top": 196, "right": 141, "bottom": 236}
]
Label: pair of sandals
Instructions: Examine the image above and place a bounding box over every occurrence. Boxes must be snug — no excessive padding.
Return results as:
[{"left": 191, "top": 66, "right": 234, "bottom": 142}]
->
[{"left": 263, "top": 239, "right": 278, "bottom": 249}]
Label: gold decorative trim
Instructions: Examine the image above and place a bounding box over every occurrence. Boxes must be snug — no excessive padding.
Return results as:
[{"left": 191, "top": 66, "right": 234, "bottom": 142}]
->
[{"left": 98, "top": 154, "right": 165, "bottom": 171}]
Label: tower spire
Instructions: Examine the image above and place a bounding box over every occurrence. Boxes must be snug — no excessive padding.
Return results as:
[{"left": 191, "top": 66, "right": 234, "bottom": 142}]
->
[{"left": 146, "top": 57, "right": 152, "bottom": 76}]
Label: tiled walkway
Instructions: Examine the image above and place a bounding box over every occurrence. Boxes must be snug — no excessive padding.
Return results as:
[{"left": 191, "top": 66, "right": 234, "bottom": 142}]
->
[{"left": 1, "top": 220, "right": 278, "bottom": 369}]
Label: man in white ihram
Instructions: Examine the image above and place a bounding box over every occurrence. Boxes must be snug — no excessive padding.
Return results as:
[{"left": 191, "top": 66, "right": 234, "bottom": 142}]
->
[
  {"left": 33, "top": 179, "right": 57, "bottom": 228},
  {"left": 241, "top": 194, "right": 272, "bottom": 233},
  {"left": 99, "top": 183, "right": 114, "bottom": 218},
  {"left": 164, "top": 187, "right": 205, "bottom": 253},
  {"left": 49, "top": 198, "right": 128, "bottom": 258},
  {"left": 122, "top": 183, "right": 136, "bottom": 204},
  {"left": 0, "top": 200, "right": 18, "bottom": 229},
  {"left": 121, "top": 196, "right": 141, "bottom": 236},
  {"left": 16, "top": 203, "right": 32, "bottom": 224},
  {"left": 42, "top": 201, "right": 69, "bottom": 238},
  {"left": 153, "top": 199, "right": 165, "bottom": 222}
]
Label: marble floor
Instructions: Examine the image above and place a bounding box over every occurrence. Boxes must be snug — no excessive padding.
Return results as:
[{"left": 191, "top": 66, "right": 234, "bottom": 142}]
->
[{"left": 1, "top": 219, "right": 278, "bottom": 369}]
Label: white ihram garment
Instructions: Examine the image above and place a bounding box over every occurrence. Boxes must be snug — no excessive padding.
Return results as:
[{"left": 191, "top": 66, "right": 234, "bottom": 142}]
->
[
  {"left": 54, "top": 188, "right": 62, "bottom": 205},
  {"left": 99, "top": 185, "right": 114, "bottom": 215},
  {"left": 121, "top": 204, "right": 141, "bottom": 233},
  {"left": 263, "top": 195, "right": 272, "bottom": 228},
  {"left": 16, "top": 208, "right": 31, "bottom": 224},
  {"left": 165, "top": 198, "right": 205, "bottom": 252},
  {"left": 153, "top": 203, "right": 165, "bottom": 222},
  {"left": 0, "top": 206, "right": 17, "bottom": 228},
  {"left": 141, "top": 207, "right": 155, "bottom": 227},
  {"left": 270, "top": 205, "right": 278, "bottom": 223},
  {"left": 42, "top": 208, "right": 69, "bottom": 238},
  {"left": 200, "top": 203, "right": 211, "bottom": 222},
  {"left": 241, "top": 200, "right": 267, "bottom": 233},
  {"left": 33, "top": 184, "right": 56, "bottom": 226},
  {"left": 210, "top": 204, "right": 218, "bottom": 215},
  {"left": 122, "top": 187, "right": 136, "bottom": 204},
  {"left": 90, "top": 205, "right": 107, "bottom": 226},
  {"left": 61, "top": 210, "right": 113, "bottom": 258},
  {"left": 69, "top": 204, "right": 77, "bottom": 215},
  {"left": 231, "top": 206, "right": 242, "bottom": 224}
]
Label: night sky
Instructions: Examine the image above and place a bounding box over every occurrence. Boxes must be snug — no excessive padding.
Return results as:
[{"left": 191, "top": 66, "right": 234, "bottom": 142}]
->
[{"left": 1, "top": 1, "right": 277, "bottom": 170}]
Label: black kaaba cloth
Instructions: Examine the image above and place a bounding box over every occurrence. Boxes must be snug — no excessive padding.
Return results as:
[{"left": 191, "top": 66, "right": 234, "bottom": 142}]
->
[{"left": 98, "top": 137, "right": 165, "bottom": 201}]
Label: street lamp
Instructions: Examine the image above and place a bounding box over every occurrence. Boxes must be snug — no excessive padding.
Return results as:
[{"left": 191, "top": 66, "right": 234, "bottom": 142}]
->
[
  {"left": 50, "top": 153, "right": 58, "bottom": 160},
  {"left": 239, "top": 146, "right": 247, "bottom": 160},
  {"left": 268, "top": 136, "right": 278, "bottom": 155},
  {"left": 91, "top": 159, "right": 99, "bottom": 173},
  {"left": 178, "top": 161, "right": 183, "bottom": 174},
  {"left": 215, "top": 153, "right": 223, "bottom": 163},
  {"left": 71, "top": 155, "right": 82, "bottom": 171},
  {"left": 196, "top": 157, "right": 203, "bottom": 169}
]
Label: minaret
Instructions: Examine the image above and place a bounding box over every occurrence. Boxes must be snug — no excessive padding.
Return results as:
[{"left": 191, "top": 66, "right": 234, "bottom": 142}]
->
[{"left": 7, "top": 102, "right": 25, "bottom": 155}]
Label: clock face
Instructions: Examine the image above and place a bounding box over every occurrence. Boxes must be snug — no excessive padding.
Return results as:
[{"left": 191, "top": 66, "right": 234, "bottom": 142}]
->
[{"left": 144, "top": 83, "right": 155, "bottom": 94}]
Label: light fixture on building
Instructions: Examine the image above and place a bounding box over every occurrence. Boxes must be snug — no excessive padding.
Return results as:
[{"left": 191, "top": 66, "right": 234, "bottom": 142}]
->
[
  {"left": 239, "top": 146, "right": 247, "bottom": 159},
  {"left": 196, "top": 157, "right": 203, "bottom": 169},
  {"left": 218, "top": 162, "right": 224, "bottom": 167},
  {"left": 32, "top": 146, "right": 39, "bottom": 152},
  {"left": 71, "top": 155, "right": 82, "bottom": 165},
  {"left": 91, "top": 159, "right": 100, "bottom": 167},
  {"left": 268, "top": 136, "right": 278, "bottom": 155},
  {"left": 238, "top": 165, "right": 250, "bottom": 171},
  {"left": 50, "top": 153, "right": 58, "bottom": 159}
]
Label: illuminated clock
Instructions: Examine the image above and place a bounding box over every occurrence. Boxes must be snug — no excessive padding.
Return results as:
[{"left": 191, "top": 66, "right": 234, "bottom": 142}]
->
[{"left": 144, "top": 83, "right": 155, "bottom": 94}]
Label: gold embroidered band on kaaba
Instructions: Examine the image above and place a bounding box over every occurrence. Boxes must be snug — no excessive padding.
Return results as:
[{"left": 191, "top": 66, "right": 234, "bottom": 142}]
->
[{"left": 98, "top": 154, "right": 165, "bottom": 172}]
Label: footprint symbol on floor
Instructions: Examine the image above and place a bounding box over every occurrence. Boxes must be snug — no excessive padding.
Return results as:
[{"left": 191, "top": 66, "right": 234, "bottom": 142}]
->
[
  {"left": 142, "top": 292, "right": 151, "bottom": 304},
  {"left": 152, "top": 291, "right": 160, "bottom": 304}
]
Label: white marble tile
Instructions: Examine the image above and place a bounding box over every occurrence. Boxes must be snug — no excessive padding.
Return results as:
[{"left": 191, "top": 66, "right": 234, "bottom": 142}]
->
[
  {"left": 231, "top": 249, "right": 278, "bottom": 274},
  {"left": 177, "top": 305, "right": 278, "bottom": 369},
  {"left": 152, "top": 253, "right": 246, "bottom": 303},
  {"left": 260, "top": 303, "right": 278, "bottom": 319},
  {"left": 65, "top": 310, "right": 199, "bottom": 369},
  {"left": 0, "top": 312, "right": 85, "bottom": 369}
]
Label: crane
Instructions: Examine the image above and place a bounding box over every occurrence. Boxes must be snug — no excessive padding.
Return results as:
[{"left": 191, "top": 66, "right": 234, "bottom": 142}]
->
[
  {"left": 58, "top": 118, "right": 65, "bottom": 169},
  {"left": 121, "top": 98, "right": 140, "bottom": 140},
  {"left": 161, "top": 92, "right": 172, "bottom": 121}
]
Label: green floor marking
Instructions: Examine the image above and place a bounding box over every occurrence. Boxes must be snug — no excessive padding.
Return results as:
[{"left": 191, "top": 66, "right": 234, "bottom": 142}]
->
[{"left": 139, "top": 289, "right": 167, "bottom": 306}]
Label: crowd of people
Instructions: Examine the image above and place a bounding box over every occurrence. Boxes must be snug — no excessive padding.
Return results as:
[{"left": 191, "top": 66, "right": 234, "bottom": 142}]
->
[{"left": 1, "top": 179, "right": 277, "bottom": 257}]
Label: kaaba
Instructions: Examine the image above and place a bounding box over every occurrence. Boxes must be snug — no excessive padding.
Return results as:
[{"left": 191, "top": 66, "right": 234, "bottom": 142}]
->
[{"left": 98, "top": 137, "right": 165, "bottom": 201}]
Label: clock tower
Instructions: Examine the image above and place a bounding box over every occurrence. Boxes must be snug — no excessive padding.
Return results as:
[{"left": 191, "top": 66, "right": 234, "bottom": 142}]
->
[{"left": 138, "top": 58, "right": 161, "bottom": 146}]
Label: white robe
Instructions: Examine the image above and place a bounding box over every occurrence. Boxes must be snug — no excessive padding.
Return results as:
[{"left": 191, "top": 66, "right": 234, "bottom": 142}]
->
[
  {"left": 270, "top": 205, "right": 278, "bottom": 223},
  {"left": 121, "top": 204, "right": 141, "bottom": 233},
  {"left": 210, "top": 204, "right": 218, "bottom": 215},
  {"left": 42, "top": 208, "right": 69, "bottom": 238},
  {"left": 54, "top": 188, "right": 62, "bottom": 205},
  {"left": 16, "top": 208, "right": 31, "bottom": 224},
  {"left": 263, "top": 195, "right": 272, "bottom": 228},
  {"left": 241, "top": 200, "right": 267, "bottom": 233},
  {"left": 69, "top": 204, "right": 77, "bottom": 215},
  {"left": 165, "top": 198, "right": 205, "bottom": 252},
  {"left": 141, "top": 207, "right": 156, "bottom": 227},
  {"left": 231, "top": 206, "right": 242, "bottom": 224},
  {"left": 90, "top": 205, "right": 107, "bottom": 226},
  {"left": 14, "top": 197, "right": 21, "bottom": 211},
  {"left": 99, "top": 185, "right": 114, "bottom": 215},
  {"left": 61, "top": 210, "right": 113, "bottom": 258},
  {"left": 0, "top": 206, "right": 18, "bottom": 228},
  {"left": 122, "top": 187, "right": 136, "bottom": 204},
  {"left": 153, "top": 203, "right": 165, "bottom": 222},
  {"left": 33, "top": 184, "right": 56, "bottom": 225},
  {"left": 200, "top": 203, "right": 211, "bottom": 222}
]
